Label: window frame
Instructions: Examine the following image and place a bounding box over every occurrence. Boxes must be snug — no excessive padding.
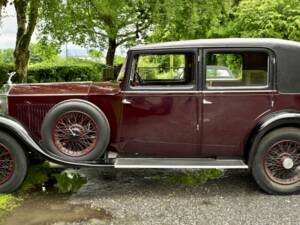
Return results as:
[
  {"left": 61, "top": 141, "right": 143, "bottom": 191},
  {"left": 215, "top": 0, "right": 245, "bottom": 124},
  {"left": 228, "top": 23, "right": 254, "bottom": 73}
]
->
[
  {"left": 125, "top": 48, "right": 198, "bottom": 92},
  {"left": 202, "top": 48, "right": 275, "bottom": 91}
]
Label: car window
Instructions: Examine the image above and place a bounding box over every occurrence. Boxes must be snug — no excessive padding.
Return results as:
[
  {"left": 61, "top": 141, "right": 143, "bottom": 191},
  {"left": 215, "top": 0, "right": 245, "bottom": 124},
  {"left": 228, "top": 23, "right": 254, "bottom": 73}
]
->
[
  {"left": 205, "top": 52, "right": 269, "bottom": 89},
  {"left": 130, "top": 52, "right": 195, "bottom": 88}
]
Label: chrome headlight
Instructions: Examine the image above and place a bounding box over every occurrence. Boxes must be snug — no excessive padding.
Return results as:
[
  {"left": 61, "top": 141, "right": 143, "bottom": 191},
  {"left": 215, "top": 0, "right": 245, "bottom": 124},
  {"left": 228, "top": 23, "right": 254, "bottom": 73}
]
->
[{"left": 0, "top": 85, "right": 9, "bottom": 114}]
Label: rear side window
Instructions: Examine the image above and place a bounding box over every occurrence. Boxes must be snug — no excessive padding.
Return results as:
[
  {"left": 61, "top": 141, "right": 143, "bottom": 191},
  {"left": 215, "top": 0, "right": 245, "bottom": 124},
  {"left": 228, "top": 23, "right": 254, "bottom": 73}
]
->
[
  {"left": 130, "top": 52, "right": 195, "bottom": 89},
  {"left": 205, "top": 51, "right": 269, "bottom": 89}
]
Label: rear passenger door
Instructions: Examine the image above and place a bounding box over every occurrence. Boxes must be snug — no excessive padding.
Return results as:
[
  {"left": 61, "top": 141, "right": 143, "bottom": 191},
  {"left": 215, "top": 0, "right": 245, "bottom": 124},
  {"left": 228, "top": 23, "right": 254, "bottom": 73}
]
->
[{"left": 201, "top": 48, "right": 276, "bottom": 157}]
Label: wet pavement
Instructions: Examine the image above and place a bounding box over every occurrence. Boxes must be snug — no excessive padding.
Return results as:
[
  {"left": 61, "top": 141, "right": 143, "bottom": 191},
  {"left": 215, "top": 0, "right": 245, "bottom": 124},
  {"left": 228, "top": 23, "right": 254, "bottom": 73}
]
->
[{"left": 2, "top": 169, "right": 300, "bottom": 225}]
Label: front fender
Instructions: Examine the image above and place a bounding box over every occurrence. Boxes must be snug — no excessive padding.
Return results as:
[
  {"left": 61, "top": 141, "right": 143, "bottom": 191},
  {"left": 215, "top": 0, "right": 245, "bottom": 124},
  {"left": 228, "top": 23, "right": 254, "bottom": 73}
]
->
[
  {"left": 0, "top": 114, "right": 111, "bottom": 167},
  {"left": 247, "top": 110, "right": 300, "bottom": 166}
]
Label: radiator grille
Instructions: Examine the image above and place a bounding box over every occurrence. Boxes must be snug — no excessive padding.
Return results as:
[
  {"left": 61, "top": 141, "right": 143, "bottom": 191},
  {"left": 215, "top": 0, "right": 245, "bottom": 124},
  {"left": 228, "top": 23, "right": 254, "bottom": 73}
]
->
[{"left": 16, "top": 104, "right": 54, "bottom": 139}]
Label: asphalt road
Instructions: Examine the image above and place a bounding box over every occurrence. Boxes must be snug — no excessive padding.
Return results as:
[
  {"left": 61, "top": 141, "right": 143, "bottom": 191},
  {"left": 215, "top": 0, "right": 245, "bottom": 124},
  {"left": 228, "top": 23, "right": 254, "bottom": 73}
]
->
[{"left": 64, "top": 168, "right": 300, "bottom": 225}]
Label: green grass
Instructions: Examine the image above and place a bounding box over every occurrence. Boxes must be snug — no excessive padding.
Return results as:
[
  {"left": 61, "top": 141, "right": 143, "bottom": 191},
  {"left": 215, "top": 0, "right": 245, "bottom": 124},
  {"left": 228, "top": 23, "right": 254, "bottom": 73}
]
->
[
  {"left": 155, "top": 169, "right": 224, "bottom": 185},
  {"left": 0, "top": 194, "right": 22, "bottom": 212}
]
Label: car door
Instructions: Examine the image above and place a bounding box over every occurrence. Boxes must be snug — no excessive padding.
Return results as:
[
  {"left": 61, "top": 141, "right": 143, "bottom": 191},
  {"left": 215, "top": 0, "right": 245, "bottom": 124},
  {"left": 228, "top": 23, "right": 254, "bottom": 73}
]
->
[
  {"left": 120, "top": 49, "right": 201, "bottom": 157},
  {"left": 201, "top": 48, "right": 275, "bottom": 157}
]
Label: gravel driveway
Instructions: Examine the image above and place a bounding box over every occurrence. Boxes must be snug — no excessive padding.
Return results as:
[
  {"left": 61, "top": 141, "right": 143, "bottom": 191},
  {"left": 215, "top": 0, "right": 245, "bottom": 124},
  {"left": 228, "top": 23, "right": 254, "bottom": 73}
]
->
[{"left": 64, "top": 168, "right": 300, "bottom": 225}]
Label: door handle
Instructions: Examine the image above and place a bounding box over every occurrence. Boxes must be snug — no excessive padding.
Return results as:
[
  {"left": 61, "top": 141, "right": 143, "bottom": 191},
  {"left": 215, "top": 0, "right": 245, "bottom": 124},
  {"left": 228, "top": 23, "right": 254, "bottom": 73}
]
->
[
  {"left": 203, "top": 99, "right": 212, "bottom": 105},
  {"left": 122, "top": 98, "right": 132, "bottom": 105}
]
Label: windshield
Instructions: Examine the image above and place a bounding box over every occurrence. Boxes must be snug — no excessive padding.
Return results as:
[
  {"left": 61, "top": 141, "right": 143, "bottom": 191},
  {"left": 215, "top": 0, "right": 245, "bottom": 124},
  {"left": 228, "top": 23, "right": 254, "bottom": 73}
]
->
[{"left": 117, "top": 56, "right": 128, "bottom": 82}]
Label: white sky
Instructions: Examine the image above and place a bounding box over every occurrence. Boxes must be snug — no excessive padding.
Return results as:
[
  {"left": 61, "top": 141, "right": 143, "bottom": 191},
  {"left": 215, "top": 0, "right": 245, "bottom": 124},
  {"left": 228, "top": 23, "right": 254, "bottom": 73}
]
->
[{"left": 0, "top": 4, "right": 34, "bottom": 49}]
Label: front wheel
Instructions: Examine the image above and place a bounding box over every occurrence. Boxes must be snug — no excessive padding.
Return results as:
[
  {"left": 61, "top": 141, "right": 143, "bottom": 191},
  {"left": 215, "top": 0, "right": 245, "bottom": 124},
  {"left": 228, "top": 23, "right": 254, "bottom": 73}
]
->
[
  {"left": 0, "top": 131, "right": 28, "bottom": 193},
  {"left": 251, "top": 127, "right": 300, "bottom": 194}
]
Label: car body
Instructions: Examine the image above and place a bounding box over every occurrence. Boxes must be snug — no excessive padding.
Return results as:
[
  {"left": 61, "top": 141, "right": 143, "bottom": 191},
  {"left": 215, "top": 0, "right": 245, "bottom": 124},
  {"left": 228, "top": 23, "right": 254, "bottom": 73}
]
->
[{"left": 1, "top": 38, "right": 300, "bottom": 194}]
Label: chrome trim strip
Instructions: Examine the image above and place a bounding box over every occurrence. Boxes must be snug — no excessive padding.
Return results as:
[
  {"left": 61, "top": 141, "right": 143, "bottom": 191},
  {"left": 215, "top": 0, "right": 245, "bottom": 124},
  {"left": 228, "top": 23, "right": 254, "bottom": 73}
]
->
[
  {"left": 123, "top": 90, "right": 276, "bottom": 94},
  {"left": 9, "top": 94, "right": 89, "bottom": 97},
  {"left": 115, "top": 158, "right": 248, "bottom": 169},
  {"left": 115, "top": 164, "right": 248, "bottom": 169}
]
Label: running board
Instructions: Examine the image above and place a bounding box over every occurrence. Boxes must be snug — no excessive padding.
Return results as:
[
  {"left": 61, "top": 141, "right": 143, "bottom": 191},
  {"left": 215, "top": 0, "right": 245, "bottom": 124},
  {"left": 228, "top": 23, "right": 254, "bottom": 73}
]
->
[{"left": 114, "top": 158, "right": 248, "bottom": 169}]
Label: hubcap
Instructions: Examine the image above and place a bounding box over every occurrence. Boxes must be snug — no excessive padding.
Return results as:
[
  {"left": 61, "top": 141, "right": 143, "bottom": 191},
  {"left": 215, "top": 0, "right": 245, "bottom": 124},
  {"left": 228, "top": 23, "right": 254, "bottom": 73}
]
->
[
  {"left": 53, "top": 111, "right": 99, "bottom": 157},
  {"left": 0, "top": 143, "right": 15, "bottom": 185},
  {"left": 282, "top": 157, "right": 294, "bottom": 170},
  {"left": 264, "top": 140, "right": 300, "bottom": 185}
]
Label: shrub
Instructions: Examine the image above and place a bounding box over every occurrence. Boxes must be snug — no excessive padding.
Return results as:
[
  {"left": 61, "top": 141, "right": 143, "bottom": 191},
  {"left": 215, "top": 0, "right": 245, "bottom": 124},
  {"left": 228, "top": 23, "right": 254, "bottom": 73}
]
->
[
  {"left": 53, "top": 171, "right": 87, "bottom": 193},
  {"left": 0, "top": 64, "right": 14, "bottom": 87},
  {"left": 28, "top": 59, "right": 105, "bottom": 83}
]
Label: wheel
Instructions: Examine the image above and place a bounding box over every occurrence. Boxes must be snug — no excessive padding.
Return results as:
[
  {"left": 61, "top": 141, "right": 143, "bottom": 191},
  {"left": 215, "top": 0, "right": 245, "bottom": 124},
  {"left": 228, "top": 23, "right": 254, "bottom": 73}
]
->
[
  {"left": 41, "top": 100, "right": 110, "bottom": 162},
  {"left": 0, "top": 131, "right": 28, "bottom": 193},
  {"left": 251, "top": 127, "right": 300, "bottom": 194}
]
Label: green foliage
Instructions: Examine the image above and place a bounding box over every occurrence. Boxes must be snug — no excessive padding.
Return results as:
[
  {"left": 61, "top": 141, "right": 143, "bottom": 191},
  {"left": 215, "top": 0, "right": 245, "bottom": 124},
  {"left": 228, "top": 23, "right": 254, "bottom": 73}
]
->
[
  {"left": 19, "top": 162, "right": 51, "bottom": 193},
  {"left": 27, "top": 59, "right": 104, "bottom": 83},
  {"left": 0, "top": 49, "right": 14, "bottom": 64},
  {"left": 0, "top": 64, "right": 14, "bottom": 86},
  {"left": 40, "top": 0, "right": 154, "bottom": 65},
  {"left": 113, "top": 55, "right": 125, "bottom": 65},
  {"left": 211, "top": 0, "right": 300, "bottom": 41},
  {"left": 53, "top": 171, "right": 87, "bottom": 194},
  {"left": 29, "top": 41, "right": 60, "bottom": 64},
  {"left": 164, "top": 169, "right": 224, "bottom": 185},
  {"left": 149, "top": 0, "right": 228, "bottom": 42},
  {"left": 0, "top": 194, "right": 21, "bottom": 212}
]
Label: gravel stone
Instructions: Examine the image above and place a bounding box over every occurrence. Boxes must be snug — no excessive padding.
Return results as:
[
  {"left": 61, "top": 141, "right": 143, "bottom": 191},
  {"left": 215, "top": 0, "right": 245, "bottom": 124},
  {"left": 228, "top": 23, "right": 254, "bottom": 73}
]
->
[{"left": 64, "top": 168, "right": 300, "bottom": 225}]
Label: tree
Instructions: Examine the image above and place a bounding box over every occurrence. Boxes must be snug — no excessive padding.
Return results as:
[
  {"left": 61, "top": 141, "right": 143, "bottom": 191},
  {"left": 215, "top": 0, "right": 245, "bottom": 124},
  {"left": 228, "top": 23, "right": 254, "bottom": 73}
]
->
[
  {"left": 40, "top": 0, "right": 154, "bottom": 67},
  {"left": 148, "top": 0, "right": 229, "bottom": 42},
  {"left": 1, "top": 0, "right": 41, "bottom": 82},
  {"left": 210, "top": 0, "right": 300, "bottom": 40},
  {"left": 29, "top": 41, "right": 60, "bottom": 63}
]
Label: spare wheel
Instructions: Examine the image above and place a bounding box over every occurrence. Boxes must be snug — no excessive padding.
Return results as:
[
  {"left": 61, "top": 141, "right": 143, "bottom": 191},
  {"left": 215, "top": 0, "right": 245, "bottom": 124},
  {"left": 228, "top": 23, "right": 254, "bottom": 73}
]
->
[{"left": 42, "top": 100, "right": 110, "bottom": 161}]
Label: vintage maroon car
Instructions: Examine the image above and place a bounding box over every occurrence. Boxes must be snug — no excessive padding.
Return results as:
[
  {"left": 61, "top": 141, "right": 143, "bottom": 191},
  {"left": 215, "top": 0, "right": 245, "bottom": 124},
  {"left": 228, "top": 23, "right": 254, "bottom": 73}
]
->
[{"left": 1, "top": 38, "right": 300, "bottom": 194}]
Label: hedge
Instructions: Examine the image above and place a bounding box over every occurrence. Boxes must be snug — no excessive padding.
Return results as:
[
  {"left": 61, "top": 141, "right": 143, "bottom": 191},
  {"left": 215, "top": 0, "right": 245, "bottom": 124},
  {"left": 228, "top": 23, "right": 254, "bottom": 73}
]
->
[{"left": 0, "top": 60, "right": 106, "bottom": 86}]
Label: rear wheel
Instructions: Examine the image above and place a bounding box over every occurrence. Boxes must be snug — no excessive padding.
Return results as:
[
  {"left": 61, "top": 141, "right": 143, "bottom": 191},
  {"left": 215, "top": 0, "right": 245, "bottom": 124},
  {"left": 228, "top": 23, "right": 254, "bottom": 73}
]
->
[
  {"left": 251, "top": 127, "right": 300, "bottom": 194},
  {"left": 0, "top": 131, "right": 28, "bottom": 193}
]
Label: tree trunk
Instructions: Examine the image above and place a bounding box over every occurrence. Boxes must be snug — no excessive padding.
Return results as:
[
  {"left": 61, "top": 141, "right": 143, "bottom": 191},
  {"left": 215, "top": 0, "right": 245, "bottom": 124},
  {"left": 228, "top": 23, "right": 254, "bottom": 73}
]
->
[
  {"left": 103, "top": 38, "right": 117, "bottom": 80},
  {"left": 14, "top": 0, "right": 40, "bottom": 83},
  {"left": 14, "top": 49, "right": 29, "bottom": 83},
  {"left": 105, "top": 38, "right": 117, "bottom": 66}
]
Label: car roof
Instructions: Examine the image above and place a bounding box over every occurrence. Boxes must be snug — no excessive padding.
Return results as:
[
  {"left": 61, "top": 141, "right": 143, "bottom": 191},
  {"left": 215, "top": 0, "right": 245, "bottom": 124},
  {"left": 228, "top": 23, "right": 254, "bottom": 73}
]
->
[{"left": 130, "top": 38, "right": 300, "bottom": 51}]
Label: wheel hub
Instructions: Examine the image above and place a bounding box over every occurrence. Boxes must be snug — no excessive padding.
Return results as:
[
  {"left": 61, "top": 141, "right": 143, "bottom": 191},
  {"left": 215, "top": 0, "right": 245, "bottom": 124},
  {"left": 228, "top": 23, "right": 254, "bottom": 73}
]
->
[
  {"left": 0, "top": 143, "right": 15, "bottom": 185},
  {"left": 282, "top": 157, "right": 294, "bottom": 170}
]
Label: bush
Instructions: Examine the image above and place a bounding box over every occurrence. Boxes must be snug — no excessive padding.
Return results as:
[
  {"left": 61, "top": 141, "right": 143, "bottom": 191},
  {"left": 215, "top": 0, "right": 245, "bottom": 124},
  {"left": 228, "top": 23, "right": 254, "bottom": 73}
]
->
[
  {"left": 0, "top": 59, "right": 106, "bottom": 87},
  {"left": 28, "top": 59, "right": 105, "bottom": 83},
  {"left": 0, "top": 64, "right": 14, "bottom": 87}
]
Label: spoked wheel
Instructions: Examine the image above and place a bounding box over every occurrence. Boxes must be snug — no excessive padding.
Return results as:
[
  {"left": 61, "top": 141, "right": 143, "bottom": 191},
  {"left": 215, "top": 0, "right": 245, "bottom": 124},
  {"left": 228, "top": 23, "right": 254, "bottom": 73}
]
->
[
  {"left": 252, "top": 127, "right": 300, "bottom": 194},
  {"left": 53, "top": 111, "right": 99, "bottom": 157},
  {"left": 0, "top": 143, "right": 15, "bottom": 185},
  {"left": 263, "top": 140, "right": 300, "bottom": 185},
  {"left": 0, "top": 131, "right": 27, "bottom": 193},
  {"left": 42, "top": 100, "right": 110, "bottom": 162}
]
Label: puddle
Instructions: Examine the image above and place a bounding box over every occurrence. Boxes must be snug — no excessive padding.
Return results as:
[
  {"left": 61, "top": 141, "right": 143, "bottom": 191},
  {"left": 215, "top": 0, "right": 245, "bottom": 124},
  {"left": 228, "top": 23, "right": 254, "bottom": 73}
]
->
[{"left": 1, "top": 192, "right": 112, "bottom": 225}]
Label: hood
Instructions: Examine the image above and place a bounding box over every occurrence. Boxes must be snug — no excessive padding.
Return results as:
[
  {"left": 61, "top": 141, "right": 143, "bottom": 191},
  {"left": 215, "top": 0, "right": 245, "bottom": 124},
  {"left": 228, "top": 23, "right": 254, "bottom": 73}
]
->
[{"left": 8, "top": 81, "right": 120, "bottom": 96}]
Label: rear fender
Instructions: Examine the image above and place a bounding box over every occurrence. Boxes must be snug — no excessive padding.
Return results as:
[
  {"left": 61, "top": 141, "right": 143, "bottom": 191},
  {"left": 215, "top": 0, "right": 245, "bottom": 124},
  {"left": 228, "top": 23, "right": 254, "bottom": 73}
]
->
[{"left": 247, "top": 110, "right": 300, "bottom": 166}]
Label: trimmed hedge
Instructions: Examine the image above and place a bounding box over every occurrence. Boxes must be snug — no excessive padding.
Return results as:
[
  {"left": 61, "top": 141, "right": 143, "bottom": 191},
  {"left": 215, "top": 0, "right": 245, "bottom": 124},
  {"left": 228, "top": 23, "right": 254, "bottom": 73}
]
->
[
  {"left": 28, "top": 60, "right": 105, "bottom": 83},
  {"left": 0, "top": 60, "right": 105, "bottom": 86}
]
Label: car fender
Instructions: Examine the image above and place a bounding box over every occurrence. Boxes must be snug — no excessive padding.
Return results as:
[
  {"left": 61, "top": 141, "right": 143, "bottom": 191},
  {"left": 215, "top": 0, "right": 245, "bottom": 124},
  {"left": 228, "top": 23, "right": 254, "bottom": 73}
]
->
[
  {"left": 247, "top": 110, "right": 300, "bottom": 166},
  {"left": 0, "top": 114, "right": 111, "bottom": 167}
]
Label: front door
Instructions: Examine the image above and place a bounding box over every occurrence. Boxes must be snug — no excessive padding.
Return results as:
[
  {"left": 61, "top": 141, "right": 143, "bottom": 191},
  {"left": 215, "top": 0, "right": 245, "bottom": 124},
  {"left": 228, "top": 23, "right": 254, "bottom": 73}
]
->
[
  {"left": 201, "top": 49, "right": 275, "bottom": 157},
  {"left": 120, "top": 50, "right": 201, "bottom": 157}
]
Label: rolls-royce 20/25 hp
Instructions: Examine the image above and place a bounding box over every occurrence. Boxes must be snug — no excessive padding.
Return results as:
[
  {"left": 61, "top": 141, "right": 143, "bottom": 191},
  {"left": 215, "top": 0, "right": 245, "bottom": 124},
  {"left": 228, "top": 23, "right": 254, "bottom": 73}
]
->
[{"left": 1, "top": 38, "right": 300, "bottom": 194}]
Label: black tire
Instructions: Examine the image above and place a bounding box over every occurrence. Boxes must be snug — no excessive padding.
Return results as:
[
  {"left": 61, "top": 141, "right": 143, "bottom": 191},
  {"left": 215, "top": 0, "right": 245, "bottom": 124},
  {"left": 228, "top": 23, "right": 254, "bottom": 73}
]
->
[
  {"left": 41, "top": 99, "right": 110, "bottom": 162},
  {"left": 251, "top": 127, "right": 300, "bottom": 194},
  {"left": 0, "top": 131, "right": 28, "bottom": 193}
]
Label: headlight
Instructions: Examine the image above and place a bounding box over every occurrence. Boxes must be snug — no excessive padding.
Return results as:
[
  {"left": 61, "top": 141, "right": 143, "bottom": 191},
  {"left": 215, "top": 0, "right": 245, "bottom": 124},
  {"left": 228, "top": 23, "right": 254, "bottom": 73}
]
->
[{"left": 0, "top": 85, "right": 9, "bottom": 114}]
